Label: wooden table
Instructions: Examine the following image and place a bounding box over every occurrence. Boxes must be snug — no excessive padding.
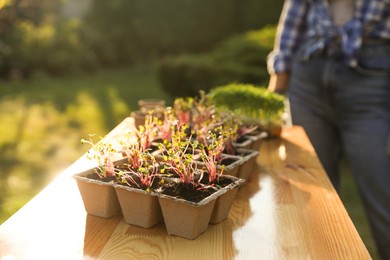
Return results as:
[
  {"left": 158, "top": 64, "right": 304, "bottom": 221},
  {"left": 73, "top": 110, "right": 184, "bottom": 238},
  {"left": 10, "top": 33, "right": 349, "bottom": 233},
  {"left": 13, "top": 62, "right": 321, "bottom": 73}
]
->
[{"left": 0, "top": 117, "right": 371, "bottom": 259}]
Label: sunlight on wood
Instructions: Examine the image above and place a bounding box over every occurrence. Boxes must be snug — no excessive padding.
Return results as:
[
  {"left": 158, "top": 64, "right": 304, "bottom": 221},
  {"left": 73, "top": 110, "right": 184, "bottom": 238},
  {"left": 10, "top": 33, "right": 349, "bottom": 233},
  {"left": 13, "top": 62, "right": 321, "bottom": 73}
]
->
[
  {"left": 0, "top": 176, "right": 86, "bottom": 259},
  {"left": 278, "top": 143, "right": 286, "bottom": 161},
  {"left": 233, "top": 175, "right": 280, "bottom": 259}
]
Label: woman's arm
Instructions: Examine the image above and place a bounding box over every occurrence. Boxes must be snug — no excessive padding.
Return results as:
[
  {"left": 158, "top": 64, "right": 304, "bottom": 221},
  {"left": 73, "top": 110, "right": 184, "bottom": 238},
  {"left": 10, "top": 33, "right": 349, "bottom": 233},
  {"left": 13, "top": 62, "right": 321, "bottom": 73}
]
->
[{"left": 267, "top": 0, "right": 309, "bottom": 93}]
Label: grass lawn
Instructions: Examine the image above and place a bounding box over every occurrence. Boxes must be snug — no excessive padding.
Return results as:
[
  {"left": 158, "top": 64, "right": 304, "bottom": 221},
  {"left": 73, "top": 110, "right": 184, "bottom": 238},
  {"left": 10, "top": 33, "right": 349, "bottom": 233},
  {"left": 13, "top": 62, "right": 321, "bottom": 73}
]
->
[{"left": 0, "top": 65, "right": 377, "bottom": 258}]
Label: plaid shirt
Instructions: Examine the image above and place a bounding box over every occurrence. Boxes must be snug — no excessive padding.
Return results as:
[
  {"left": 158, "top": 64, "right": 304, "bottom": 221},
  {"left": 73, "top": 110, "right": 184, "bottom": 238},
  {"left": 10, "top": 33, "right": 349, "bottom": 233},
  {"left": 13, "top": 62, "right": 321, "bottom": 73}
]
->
[{"left": 267, "top": 0, "right": 390, "bottom": 74}]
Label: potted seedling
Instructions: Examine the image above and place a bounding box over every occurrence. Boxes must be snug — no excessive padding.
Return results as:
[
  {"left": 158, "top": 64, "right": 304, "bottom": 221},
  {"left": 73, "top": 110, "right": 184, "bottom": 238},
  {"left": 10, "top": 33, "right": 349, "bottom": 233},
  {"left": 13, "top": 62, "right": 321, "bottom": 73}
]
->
[
  {"left": 209, "top": 113, "right": 258, "bottom": 180},
  {"left": 191, "top": 90, "right": 216, "bottom": 134},
  {"left": 199, "top": 143, "right": 245, "bottom": 224},
  {"left": 153, "top": 123, "right": 244, "bottom": 239},
  {"left": 237, "top": 124, "right": 266, "bottom": 151},
  {"left": 174, "top": 97, "right": 194, "bottom": 128},
  {"left": 156, "top": 107, "right": 176, "bottom": 143},
  {"left": 137, "top": 114, "right": 159, "bottom": 151},
  {"left": 156, "top": 124, "right": 202, "bottom": 177},
  {"left": 113, "top": 152, "right": 164, "bottom": 228},
  {"left": 74, "top": 134, "right": 122, "bottom": 218},
  {"left": 219, "top": 124, "right": 259, "bottom": 181},
  {"left": 191, "top": 101, "right": 221, "bottom": 147},
  {"left": 111, "top": 123, "right": 165, "bottom": 228},
  {"left": 203, "top": 128, "right": 242, "bottom": 177},
  {"left": 155, "top": 131, "right": 215, "bottom": 239}
]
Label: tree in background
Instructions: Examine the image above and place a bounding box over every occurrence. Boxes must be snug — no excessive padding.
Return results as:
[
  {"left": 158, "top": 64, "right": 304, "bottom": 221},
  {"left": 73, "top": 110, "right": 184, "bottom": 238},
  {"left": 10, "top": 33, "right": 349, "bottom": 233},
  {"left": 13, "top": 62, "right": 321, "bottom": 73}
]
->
[{"left": 0, "top": 0, "right": 58, "bottom": 78}]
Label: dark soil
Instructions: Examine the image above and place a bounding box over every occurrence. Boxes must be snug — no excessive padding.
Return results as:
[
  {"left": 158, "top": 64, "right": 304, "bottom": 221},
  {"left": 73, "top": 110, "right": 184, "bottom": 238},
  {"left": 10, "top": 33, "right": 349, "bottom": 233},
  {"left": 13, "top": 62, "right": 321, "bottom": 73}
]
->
[
  {"left": 147, "top": 145, "right": 160, "bottom": 153},
  {"left": 158, "top": 174, "right": 235, "bottom": 203},
  {"left": 147, "top": 139, "right": 165, "bottom": 152},
  {"left": 159, "top": 182, "right": 215, "bottom": 203},
  {"left": 117, "top": 174, "right": 162, "bottom": 191},
  {"left": 220, "top": 157, "right": 238, "bottom": 166},
  {"left": 152, "top": 138, "right": 164, "bottom": 143},
  {"left": 229, "top": 151, "right": 251, "bottom": 157},
  {"left": 198, "top": 173, "right": 234, "bottom": 187},
  {"left": 236, "top": 135, "right": 250, "bottom": 143},
  {"left": 86, "top": 172, "right": 116, "bottom": 183}
]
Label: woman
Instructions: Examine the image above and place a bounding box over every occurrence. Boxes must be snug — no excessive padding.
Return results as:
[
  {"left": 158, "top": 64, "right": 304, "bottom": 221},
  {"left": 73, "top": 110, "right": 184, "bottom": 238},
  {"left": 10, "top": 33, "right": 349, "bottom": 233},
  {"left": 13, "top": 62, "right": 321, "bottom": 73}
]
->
[{"left": 267, "top": 0, "right": 390, "bottom": 259}]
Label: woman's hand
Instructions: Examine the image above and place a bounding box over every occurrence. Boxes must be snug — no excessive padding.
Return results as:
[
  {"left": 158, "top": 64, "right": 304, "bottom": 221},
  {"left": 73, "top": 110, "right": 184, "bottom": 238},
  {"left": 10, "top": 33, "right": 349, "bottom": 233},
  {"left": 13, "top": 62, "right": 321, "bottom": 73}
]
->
[{"left": 267, "top": 72, "right": 289, "bottom": 94}]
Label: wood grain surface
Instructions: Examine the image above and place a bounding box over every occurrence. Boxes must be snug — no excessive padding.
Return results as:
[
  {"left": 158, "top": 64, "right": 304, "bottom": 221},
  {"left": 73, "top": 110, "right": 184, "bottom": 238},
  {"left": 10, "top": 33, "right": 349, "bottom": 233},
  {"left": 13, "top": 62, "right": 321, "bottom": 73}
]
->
[{"left": 0, "top": 118, "right": 371, "bottom": 259}]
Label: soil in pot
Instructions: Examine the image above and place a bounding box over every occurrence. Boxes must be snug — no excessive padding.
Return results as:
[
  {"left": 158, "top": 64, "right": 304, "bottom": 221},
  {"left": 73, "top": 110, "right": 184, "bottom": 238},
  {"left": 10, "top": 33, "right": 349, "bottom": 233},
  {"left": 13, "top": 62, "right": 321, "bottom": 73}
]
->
[
  {"left": 233, "top": 135, "right": 252, "bottom": 150},
  {"left": 199, "top": 173, "right": 244, "bottom": 224},
  {"left": 156, "top": 179, "right": 221, "bottom": 239},
  {"left": 159, "top": 181, "right": 215, "bottom": 203},
  {"left": 236, "top": 135, "right": 249, "bottom": 144},
  {"left": 220, "top": 155, "right": 243, "bottom": 177}
]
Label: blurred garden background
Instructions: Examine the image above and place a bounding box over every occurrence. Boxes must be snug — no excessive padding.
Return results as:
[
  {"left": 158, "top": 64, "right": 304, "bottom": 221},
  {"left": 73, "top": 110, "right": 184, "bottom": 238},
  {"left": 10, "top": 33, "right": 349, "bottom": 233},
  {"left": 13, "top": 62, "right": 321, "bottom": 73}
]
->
[{"left": 0, "top": 0, "right": 377, "bottom": 257}]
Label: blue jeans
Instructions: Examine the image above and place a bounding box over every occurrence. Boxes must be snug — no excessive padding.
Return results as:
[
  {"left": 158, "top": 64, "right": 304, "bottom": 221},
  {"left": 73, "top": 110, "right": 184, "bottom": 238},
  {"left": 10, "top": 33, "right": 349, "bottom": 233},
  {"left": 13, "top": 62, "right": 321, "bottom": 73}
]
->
[{"left": 288, "top": 49, "right": 390, "bottom": 259}]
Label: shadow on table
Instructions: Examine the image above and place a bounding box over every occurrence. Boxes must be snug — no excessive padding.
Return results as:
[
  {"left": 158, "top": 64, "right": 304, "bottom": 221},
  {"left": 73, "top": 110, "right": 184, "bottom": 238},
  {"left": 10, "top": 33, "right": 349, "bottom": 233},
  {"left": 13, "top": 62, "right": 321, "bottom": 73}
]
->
[
  {"left": 82, "top": 217, "right": 237, "bottom": 259},
  {"left": 83, "top": 215, "right": 122, "bottom": 258}
]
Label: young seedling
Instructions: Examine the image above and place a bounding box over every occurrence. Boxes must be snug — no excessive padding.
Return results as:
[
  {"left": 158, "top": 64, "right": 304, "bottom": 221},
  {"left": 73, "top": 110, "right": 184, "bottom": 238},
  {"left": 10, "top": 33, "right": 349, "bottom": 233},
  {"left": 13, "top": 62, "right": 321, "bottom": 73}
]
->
[
  {"left": 200, "top": 145, "right": 224, "bottom": 184},
  {"left": 117, "top": 153, "right": 159, "bottom": 193},
  {"left": 174, "top": 97, "right": 194, "bottom": 128},
  {"left": 157, "top": 107, "right": 176, "bottom": 142},
  {"left": 81, "top": 134, "right": 117, "bottom": 178},
  {"left": 158, "top": 124, "right": 201, "bottom": 188},
  {"left": 118, "top": 131, "right": 145, "bottom": 170},
  {"left": 138, "top": 113, "right": 159, "bottom": 151}
]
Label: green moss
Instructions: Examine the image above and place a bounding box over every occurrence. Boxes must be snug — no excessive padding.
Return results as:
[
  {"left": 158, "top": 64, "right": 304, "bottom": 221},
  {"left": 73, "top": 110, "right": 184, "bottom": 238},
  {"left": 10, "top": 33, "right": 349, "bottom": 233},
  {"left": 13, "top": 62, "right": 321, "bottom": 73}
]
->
[{"left": 208, "top": 83, "right": 284, "bottom": 125}]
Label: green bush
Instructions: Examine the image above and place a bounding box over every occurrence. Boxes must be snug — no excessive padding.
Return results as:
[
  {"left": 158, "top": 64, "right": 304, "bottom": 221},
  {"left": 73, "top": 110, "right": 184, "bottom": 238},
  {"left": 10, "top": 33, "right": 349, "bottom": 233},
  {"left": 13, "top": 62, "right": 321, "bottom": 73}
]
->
[{"left": 157, "top": 26, "right": 276, "bottom": 98}]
